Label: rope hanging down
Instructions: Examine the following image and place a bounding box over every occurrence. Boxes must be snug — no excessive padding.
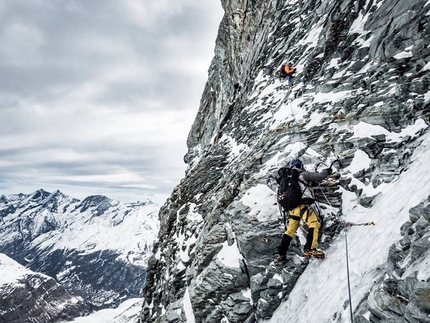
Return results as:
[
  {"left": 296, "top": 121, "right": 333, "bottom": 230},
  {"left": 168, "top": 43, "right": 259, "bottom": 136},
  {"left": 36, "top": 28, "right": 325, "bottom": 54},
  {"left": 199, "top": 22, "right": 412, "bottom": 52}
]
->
[
  {"left": 287, "top": 91, "right": 304, "bottom": 150},
  {"left": 343, "top": 227, "right": 354, "bottom": 323},
  {"left": 285, "top": 90, "right": 356, "bottom": 322},
  {"left": 317, "top": 183, "right": 355, "bottom": 323},
  {"left": 316, "top": 159, "right": 374, "bottom": 323},
  {"left": 284, "top": 85, "right": 375, "bottom": 322},
  {"left": 344, "top": 221, "right": 375, "bottom": 227},
  {"left": 282, "top": 85, "right": 379, "bottom": 322}
]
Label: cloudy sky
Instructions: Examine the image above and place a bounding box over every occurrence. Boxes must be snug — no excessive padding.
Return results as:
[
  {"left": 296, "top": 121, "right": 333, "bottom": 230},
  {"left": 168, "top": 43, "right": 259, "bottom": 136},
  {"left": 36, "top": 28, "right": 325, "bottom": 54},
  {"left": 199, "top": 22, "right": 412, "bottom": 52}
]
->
[{"left": 0, "top": 1, "right": 223, "bottom": 205}]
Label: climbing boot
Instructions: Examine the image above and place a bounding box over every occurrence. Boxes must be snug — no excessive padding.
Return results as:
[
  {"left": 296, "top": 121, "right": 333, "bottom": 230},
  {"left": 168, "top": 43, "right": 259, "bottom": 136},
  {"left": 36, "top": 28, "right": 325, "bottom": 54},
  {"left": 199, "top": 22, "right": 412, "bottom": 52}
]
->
[
  {"left": 303, "top": 249, "right": 325, "bottom": 259},
  {"left": 311, "top": 249, "right": 325, "bottom": 259},
  {"left": 303, "top": 249, "right": 312, "bottom": 258},
  {"left": 276, "top": 254, "right": 287, "bottom": 262}
]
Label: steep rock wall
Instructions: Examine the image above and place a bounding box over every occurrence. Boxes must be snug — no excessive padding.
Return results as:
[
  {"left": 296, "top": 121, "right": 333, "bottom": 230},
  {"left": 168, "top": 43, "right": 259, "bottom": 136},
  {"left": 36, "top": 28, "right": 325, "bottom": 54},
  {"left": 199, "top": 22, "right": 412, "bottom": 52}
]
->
[{"left": 140, "top": 0, "right": 430, "bottom": 322}]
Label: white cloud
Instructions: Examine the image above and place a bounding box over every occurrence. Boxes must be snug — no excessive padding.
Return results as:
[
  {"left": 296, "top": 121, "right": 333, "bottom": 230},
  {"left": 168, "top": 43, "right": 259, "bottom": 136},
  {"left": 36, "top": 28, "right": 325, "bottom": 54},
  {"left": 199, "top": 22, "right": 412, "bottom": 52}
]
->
[{"left": 0, "top": 0, "right": 224, "bottom": 203}]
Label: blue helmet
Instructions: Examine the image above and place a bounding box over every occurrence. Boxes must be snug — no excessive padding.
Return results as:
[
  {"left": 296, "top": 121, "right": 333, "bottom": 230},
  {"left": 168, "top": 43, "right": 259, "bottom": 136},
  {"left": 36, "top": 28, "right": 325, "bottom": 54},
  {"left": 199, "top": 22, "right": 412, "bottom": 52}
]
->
[{"left": 290, "top": 159, "right": 303, "bottom": 168}]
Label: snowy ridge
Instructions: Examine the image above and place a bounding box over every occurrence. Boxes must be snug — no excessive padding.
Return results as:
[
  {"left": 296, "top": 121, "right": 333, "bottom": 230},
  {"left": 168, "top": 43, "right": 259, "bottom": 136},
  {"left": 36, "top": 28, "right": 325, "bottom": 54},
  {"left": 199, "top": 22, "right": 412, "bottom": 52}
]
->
[
  {"left": 0, "top": 190, "right": 159, "bottom": 266},
  {"left": 0, "top": 253, "right": 41, "bottom": 285}
]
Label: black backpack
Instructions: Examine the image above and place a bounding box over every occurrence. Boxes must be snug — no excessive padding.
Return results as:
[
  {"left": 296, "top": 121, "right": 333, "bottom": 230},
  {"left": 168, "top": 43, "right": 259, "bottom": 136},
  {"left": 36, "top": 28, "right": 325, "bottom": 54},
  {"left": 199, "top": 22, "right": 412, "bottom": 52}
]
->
[
  {"left": 279, "top": 65, "right": 287, "bottom": 78},
  {"left": 275, "top": 167, "right": 303, "bottom": 211}
]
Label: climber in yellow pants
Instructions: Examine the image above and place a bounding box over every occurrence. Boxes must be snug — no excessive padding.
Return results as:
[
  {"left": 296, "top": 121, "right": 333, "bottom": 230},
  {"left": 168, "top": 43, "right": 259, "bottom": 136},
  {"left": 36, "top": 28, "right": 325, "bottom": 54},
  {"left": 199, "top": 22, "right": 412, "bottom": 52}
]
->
[
  {"left": 276, "top": 159, "right": 332, "bottom": 260},
  {"left": 285, "top": 204, "right": 321, "bottom": 253}
]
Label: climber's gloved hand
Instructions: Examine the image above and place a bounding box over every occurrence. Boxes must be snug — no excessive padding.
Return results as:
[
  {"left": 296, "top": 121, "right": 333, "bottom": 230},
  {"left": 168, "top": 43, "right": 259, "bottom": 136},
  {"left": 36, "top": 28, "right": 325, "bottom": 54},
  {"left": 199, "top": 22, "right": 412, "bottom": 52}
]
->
[{"left": 324, "top": 168, "right": 333, "bottom": 175}]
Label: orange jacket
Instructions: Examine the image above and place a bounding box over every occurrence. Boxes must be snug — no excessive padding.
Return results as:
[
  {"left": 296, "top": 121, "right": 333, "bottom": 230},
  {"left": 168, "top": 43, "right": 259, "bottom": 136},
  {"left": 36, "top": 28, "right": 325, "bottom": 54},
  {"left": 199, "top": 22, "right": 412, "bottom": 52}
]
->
[{"left": 284, "top": 65, "right": 295, "bottom": 75}]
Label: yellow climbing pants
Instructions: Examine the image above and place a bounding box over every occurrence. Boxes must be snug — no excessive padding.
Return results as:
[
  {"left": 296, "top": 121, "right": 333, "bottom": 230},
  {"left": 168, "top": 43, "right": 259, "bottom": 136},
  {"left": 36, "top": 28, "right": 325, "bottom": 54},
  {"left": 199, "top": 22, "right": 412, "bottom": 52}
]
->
[{"left": 285, "top": 204, "right": 321, "bottom": 250}]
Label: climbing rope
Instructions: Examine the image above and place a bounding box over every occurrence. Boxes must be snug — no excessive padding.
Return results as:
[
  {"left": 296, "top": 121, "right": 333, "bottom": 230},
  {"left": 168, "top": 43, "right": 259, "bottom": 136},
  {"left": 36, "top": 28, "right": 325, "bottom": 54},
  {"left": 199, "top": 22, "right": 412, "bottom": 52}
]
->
[
  {"left": 317, "top": 183, "right": 355, "bottom": 323},
  {"left": 287, "top": 92, "right": 304, "bottom": 150},
  {"left": 312, "top": 159, "right": 354, "bottom": 322},
  {"left": 343, "top": 225, "right": 354, "bottom": 323},
  {"left": 284, "top": 90, "right": 355, "bottom": 321},
  {"left": 282, "top": 84, "right": 376, "bottom": 322},
  {"left": 317, "top": 166, "right": 374, "bottom": 323},
  {"left": 241, "top": 259, "right": 262, "bottom": 322},
  {"left": 344, "top": 221, "right": 375, "bottom": 227}
]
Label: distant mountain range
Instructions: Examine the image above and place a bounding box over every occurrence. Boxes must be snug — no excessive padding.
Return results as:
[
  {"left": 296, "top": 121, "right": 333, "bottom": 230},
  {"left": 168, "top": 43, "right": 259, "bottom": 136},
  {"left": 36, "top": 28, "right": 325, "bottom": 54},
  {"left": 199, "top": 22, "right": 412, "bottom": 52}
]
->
[
  {"left": 0, "top": 253, "right": 90, "bottom": 323},
  {"left": 0, "top": 189, "right": 160, "bottom": 321}
]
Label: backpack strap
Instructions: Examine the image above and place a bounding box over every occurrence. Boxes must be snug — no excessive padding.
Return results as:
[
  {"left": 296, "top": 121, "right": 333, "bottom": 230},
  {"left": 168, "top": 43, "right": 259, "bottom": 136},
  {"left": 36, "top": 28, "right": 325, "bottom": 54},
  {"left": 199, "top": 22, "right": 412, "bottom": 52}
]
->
[
  {"left": 279, "top": 204, "right": 288, "bottom": 230},
  {"left": 297, "top": 172, "right": 315, "bottom": 204},
  {"left": 294, "top": 170, "right": 307, "bottom": 196}
]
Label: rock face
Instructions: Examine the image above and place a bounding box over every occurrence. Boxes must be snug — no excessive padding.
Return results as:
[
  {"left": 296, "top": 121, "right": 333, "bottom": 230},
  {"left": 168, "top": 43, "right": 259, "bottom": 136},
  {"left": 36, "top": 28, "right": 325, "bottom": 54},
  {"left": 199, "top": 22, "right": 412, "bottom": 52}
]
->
[
  {"left": 0, "top": 189, "right": 159, "bottom": 311},
  {"left": 139, "top": 0, "right": 430, "bottom": 322},
  {"left": 0, "top": 254, "right": 89, "bottom": 323},
  {"left": 355, "top": 198, "right": 430, "bottom": 323}
]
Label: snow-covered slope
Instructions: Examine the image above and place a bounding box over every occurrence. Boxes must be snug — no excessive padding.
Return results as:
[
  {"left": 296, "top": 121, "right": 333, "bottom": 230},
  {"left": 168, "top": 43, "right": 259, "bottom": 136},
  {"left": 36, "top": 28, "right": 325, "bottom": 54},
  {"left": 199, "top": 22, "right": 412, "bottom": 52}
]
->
[
  {"left": 268, "top": 130, "right": 430, "bottom": 322},
  {"left": 0, "top": 189, "right": 159, "bottom": 310},
  {"left": 0, "top": 253, "right": 88, "bottom": 322},
  {"left": 69, "top": 298, "right": 143, "bottom": 323}
]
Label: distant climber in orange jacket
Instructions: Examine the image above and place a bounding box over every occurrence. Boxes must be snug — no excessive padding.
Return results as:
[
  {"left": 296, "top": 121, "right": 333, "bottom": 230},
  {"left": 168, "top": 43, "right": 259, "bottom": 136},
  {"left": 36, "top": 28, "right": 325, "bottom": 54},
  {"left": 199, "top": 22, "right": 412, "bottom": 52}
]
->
[{"left": 279, "top": 62, "right": 295, "bottom": 89}]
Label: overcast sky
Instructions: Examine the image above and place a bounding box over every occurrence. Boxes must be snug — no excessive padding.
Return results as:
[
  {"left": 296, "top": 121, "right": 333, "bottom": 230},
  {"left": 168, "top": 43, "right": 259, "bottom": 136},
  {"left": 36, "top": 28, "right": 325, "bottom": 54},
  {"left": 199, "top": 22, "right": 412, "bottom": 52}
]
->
[{"left": 0, "top": 0, "right": 223, "bottom": 205}]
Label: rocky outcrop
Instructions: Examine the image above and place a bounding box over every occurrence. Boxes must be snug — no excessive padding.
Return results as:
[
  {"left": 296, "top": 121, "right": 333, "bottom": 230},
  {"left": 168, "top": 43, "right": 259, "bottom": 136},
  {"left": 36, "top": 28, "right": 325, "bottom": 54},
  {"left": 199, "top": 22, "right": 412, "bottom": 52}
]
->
[
  {"left": 355, "top": 198, "right": 430, "bottom": 322},
  {"left": 139, "top": 0, "right": 430, "bottom": 322}
]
